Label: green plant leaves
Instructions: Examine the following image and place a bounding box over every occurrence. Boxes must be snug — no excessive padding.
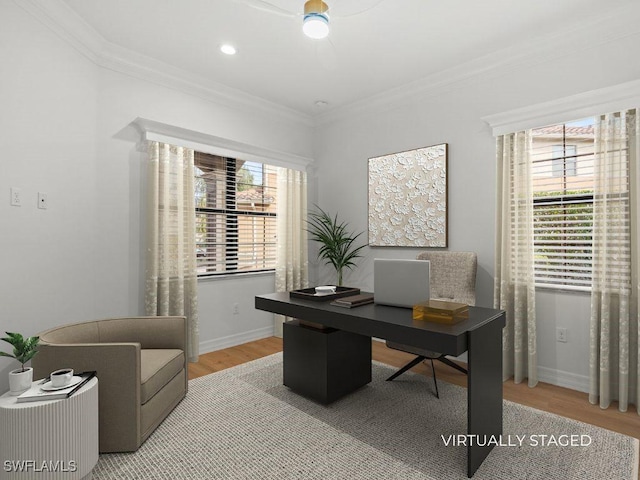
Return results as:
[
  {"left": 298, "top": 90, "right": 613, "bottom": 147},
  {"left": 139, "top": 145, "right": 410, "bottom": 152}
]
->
[
  {"left": 0, "top": 332, "right": 39, "bottom": 370},
  {"left": 306, "top": 205, "right": 367, "bottom": 286}
]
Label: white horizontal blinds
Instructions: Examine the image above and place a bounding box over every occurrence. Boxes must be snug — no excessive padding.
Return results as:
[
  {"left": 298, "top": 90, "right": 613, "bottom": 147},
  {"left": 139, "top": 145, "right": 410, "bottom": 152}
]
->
[
  {"left": 592, "top": 111, "right": 632, "bottom": 293},
  {"left": 531, "top": 119, "right": 596, "bottom": 289},
  {"left": 194, "top": 152, "right": 277, "bottom": 276}
]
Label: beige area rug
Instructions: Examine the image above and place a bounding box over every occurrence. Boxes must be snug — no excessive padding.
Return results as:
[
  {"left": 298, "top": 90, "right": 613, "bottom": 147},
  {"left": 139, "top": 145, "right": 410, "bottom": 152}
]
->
[{"left": 94, "top": 353, "right": 638, "bottom": 479}]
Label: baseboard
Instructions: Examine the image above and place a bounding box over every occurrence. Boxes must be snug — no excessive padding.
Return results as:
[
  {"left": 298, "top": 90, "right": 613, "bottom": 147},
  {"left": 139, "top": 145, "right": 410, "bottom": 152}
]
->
[
  {"left": 537, "top": 366, "right": 590, "bottom": 393},
  {"left": 198, "top": 326, "right": 275, "bottom": 355}
]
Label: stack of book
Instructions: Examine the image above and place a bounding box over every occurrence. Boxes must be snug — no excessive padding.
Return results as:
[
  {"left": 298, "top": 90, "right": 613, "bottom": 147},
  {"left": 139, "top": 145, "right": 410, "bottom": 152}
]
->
[
  {"left": 412, "top": 300, "right": 469, "bottom": 324},
  {"left": 16, "top": 371, "right": 96, "bottom": 403},
  {"left": 331, "top": 293, "right": 374, "bottom": 308}
]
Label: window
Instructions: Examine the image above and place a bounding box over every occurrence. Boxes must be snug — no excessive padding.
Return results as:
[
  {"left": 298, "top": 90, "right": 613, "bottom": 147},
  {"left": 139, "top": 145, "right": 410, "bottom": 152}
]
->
[
  {"left": 531, "top": 119, "right": 595, "bottom": 290},
  {"left": 551, "top": 145, "right": 577, "bottom": 177},
  {"left": 194, "top": 153, "right": 277, "bottom": 276}
]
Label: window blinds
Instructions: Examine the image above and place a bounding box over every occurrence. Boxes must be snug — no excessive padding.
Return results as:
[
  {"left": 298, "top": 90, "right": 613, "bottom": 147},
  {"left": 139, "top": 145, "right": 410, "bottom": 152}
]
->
[
  {"left": 531, "top": 120, "right": 596, "bottom": 290},
  {"left": 194, "top": 152, "right": 277, "bottom": 276}
]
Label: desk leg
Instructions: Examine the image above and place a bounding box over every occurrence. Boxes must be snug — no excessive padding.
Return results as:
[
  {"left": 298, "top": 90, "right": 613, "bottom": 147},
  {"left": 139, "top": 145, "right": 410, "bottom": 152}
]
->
[{"left": 467, "top": 315, "right": 504, "bottom": 477}]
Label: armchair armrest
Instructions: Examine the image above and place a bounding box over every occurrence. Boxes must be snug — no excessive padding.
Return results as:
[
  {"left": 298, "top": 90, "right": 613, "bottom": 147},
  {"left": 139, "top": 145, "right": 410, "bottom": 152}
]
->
[{"left": 33, "top": 342, "right": 142, "bottom": 452}]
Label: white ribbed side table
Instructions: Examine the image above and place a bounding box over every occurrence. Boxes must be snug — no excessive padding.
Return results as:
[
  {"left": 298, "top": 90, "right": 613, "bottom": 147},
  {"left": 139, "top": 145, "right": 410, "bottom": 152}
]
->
[{"left": 0, "top": 377, "right": 98, "bottom": 480}]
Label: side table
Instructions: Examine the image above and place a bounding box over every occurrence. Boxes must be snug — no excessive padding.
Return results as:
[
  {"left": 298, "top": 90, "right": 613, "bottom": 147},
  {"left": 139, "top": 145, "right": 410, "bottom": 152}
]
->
[{"left": 0, "top": 377, "right": 98, "bottom": 479}]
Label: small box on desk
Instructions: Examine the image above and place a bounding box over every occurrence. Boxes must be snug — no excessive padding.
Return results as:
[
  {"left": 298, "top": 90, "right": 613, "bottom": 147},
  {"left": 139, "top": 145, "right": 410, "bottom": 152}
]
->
[{"left": 413, "top": 300, "right": 469, "bottom": 324}]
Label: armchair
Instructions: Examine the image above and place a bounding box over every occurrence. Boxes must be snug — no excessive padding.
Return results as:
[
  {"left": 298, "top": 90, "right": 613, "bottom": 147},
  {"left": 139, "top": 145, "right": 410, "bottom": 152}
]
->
[
  {"left": 385, "top": 251, "right": 477, "bottom": 397},
  {"left": 33, "top": 316, "right": 188, "bottom": 453}
]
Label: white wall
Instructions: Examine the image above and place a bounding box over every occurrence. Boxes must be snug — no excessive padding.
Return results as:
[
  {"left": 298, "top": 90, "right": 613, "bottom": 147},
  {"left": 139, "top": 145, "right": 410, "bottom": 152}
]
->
[
  {"left": 312, "top": 23, "right": 640, "bottom": 391},
  {"left": 0, "top": 2, "right": 98, "bottom": 385},
  {"left": 0, "top": 3, "right": 313, "bottom": 391}
]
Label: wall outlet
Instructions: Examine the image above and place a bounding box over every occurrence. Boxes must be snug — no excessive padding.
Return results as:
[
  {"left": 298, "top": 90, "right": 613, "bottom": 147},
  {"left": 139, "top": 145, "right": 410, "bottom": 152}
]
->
[
  {"left": 10, "top": 187, "right": 21, "bottom": 206},
  {"left": 556, "top": 327, "right": 568, "bottom": 343},
  {"left": 233, "top": 303, "right": 239, "bottom": 315},
  {"left": 38, "top": 192, "right": 48, "bottom": 209}
]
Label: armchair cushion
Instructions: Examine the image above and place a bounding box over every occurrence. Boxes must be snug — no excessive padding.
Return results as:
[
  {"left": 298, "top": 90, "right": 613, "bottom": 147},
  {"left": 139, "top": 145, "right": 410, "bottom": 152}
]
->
[{"left": 140, "top": 349, "right": 185, "bottom": 405}]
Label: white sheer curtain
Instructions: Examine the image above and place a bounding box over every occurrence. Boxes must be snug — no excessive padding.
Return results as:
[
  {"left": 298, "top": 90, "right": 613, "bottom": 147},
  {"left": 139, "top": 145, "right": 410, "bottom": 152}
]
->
[
  {"left": 274, "top": 167, "right": 309, "bottom": 337},
  {"left": 145, "top": 141, "right": 200, "bottom": 362},
  {"left": 494, "top": 132, "right": 538, "bottom": 387},
  {"left": 589, "top": 109, "right": 639, "bottom": 413}
]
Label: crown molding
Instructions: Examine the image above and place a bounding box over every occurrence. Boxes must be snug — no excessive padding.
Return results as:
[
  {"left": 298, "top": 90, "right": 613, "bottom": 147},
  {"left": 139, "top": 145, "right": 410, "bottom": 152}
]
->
[
  {"left": 16, "top": 0, "right": 102, "bottom": 64},
  {"left": 17, "top": 0, "right": 314, "bottom": 128},
  {"left": 482, "top": 79, "right": 640, "bottom": 136},
  {"left": 315, "top": 3, "right": 640, "bottom": 126},
  {"left": 17, "top": 0, "right": 640, "bottom": 130},
  {"left": 132, "top": 117, "right": 314, "bottom": 171}
]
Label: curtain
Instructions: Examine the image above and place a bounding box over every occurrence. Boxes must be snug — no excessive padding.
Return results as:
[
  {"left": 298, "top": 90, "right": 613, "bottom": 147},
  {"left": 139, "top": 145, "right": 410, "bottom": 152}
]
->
[
  {"left": 494, "top": 132, "right": 538, "bottom": 387},
  {"left": 589, "top": 109, "right": 638, "bottom": 413},
  {"left": 274, "top": 167, "right": 309, "bottom": 337},
  {"left": 145, "top": 141, "right": 200, "bottom": 362}
]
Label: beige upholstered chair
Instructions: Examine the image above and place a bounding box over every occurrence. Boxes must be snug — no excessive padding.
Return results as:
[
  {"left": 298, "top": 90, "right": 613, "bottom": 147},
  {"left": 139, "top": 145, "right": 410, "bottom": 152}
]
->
[
  {"left": 386, "top": 251, "right": 477, "bottom": 397},
  {"left": 33, "top": 316, "right": 188, "bottom": 453}
]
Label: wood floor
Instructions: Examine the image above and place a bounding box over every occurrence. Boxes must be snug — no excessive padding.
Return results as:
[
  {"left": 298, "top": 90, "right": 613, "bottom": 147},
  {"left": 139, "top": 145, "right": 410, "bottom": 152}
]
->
[{"left": 189, "top": 337, "right": 640, "bottom": 450}]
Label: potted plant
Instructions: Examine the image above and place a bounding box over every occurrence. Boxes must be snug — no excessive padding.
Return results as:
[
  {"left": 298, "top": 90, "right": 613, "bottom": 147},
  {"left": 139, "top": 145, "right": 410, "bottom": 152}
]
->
[
  {"left": 306, "top": 206, "right": 367, "bottom": 286},
  {"left": 1, "top": 332, "right": 39, "bottom": 395}
]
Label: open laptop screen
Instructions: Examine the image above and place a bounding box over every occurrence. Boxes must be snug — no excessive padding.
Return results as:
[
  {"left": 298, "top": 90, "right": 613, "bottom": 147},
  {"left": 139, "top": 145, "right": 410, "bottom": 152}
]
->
[{"left": 373, "top": 259, "right": 430, "bottom": 308}]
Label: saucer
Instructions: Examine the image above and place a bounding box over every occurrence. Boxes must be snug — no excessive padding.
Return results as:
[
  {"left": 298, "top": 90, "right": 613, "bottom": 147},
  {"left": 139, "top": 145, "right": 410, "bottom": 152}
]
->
[{"left": 40, "top": 376, "right": 83, "bottom": 391}]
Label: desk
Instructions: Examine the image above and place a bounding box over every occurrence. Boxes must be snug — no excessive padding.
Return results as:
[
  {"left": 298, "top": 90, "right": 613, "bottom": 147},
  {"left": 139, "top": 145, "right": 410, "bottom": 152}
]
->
[{"left": 255, "top": 292, "right": 505, "bottom": 478}]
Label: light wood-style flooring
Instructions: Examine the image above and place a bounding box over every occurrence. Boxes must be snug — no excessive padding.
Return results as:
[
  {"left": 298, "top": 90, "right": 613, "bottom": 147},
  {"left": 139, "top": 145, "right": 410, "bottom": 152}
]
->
[{"left": 189, "top": 337, "right": 640, "bottom": 461}]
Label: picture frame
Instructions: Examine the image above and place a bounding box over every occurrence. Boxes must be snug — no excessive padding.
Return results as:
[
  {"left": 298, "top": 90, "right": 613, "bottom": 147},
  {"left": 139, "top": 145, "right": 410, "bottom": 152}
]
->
[{"left": 368, "top": 143, "right": 448, "bottom": 247}]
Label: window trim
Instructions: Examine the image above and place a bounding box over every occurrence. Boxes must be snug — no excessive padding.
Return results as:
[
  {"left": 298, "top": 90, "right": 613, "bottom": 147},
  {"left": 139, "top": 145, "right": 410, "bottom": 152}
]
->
[
  {"left": 133, "top": 118, "right": 313, "bottom": 171},
  {"left": 481, "top": 79, "right": 640, "bottom": 136}
]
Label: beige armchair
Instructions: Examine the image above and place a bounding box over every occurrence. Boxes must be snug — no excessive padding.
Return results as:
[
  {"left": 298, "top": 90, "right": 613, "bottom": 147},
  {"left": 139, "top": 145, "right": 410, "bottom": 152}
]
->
[
  {"left": 386, "top": 251, "right": 477, "bottom": 397},
  {"left": 33, "top": 316, "right": 188, "bottom": 453}
]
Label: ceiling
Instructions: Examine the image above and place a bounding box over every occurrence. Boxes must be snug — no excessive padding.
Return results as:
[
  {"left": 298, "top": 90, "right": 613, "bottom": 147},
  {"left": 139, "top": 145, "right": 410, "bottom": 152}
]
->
[{"left": 60, "top": 0, "right": 634, "bottom": 117}]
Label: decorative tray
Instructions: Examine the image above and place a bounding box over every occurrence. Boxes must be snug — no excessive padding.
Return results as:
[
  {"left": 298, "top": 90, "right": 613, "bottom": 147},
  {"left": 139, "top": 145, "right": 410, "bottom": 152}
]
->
[{"left": 289, "top": 286, "right": 361, "bottom": 302}]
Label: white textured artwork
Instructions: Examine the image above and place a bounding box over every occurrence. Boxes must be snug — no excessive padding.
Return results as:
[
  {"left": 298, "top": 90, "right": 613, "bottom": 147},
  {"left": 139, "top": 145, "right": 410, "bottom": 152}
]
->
[{"left": 368, "top": 144, "right": 447, "bottom": 247}]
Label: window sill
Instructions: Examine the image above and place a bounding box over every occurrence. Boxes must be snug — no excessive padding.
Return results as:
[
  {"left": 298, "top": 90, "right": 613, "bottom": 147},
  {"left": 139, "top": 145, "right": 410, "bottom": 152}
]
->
[
  {"left": 535, "top": 285, "right": 591, "bottom": 295},
  {"left": 197, "top": 270, "right": 275, "bottom": 282}
]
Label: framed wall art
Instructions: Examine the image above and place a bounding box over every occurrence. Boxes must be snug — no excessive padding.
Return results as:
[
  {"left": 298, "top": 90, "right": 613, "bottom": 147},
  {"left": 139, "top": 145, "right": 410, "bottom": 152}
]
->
[{"left": 368, "top": 143, "right": 448, "bottom": 247}]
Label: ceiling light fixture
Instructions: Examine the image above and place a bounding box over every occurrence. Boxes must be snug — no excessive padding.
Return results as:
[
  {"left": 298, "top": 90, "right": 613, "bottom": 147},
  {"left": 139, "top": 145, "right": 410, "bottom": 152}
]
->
[
  {"left": 220, "top": 44, "right": 237, "bottom": 55},
  {"left": 303, "top": 0, "right": 329, "bottom": 39}
]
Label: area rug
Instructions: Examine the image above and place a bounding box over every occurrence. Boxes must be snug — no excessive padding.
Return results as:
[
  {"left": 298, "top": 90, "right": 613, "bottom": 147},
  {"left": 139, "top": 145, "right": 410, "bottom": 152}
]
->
[{"left": 94, "top": 353, "right": 638, "bottom": 479}]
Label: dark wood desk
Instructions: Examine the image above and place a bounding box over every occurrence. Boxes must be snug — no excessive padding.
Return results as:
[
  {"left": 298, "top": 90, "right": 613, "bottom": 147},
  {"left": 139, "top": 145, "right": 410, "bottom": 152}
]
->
[{"left": 255, "top": 292, "right": 506, "bottom": 478}]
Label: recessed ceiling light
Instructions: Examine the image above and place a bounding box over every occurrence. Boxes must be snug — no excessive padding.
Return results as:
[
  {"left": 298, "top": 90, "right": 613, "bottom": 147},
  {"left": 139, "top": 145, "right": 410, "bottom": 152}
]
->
[{"left": 220, "top": 44, "right": 237, "bottom": 55}]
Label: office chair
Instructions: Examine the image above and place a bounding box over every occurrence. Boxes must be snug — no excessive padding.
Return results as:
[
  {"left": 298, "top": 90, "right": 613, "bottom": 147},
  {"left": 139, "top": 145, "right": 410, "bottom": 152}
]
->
[{"left": 385, "top": 251, "right": 477, "bottom": 398}]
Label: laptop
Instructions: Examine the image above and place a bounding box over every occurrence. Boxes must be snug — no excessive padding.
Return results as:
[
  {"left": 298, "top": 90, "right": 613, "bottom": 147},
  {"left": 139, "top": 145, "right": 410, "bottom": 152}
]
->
[{"left": 373, "top": 258, "right": 430, "bottom": 308}]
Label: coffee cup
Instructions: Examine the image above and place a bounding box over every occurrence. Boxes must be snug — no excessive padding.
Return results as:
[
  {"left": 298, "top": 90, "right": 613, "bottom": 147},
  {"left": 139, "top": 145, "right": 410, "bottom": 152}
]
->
[{"left": 50, "top": 368, "right": 74, "bottom": 387}]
